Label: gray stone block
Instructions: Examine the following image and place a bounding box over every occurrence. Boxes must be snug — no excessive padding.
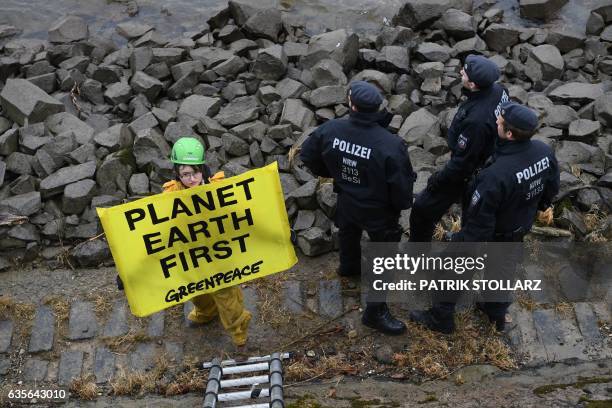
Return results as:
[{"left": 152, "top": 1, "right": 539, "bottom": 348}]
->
[
  {"left": 22, "top": 358, "right": 49, "bottom": 382},
  {"left": 0, "top": 320, "right": 13, "bottom": 352},
  {"left": 58, "top": 350, "right": 83, "bottom": 385},
  {"left": 28, "top": 306, "right": 55, "bottom": 353},
  {"left": 94, "top": 347, "right": 115, "bottom": 384},
  {"left": 103, "top": 300, "right": 129, "bottom": 338},
  {"left": 67, "top": 301, "right": 97, "bottom": 340},
  {"left": 0, "top": 79, "right": 64, "bottom": 125}
]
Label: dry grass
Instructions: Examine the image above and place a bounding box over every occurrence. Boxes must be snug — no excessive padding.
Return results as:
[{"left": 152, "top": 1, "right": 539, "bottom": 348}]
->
[
  {"left": 570, "top": 164, "right": 581, "bottom": 178},
  {"left": 287, "top": 145, "right": 300, "bottom": 167},
  {"left": 516, "top": 291, "right": 537, "bottom": 311},
  {"left": 43, "top": 295, "right": 70, "bottom": 324},
  {"left": 0, "top": 295, "right": 15, "bottom": 319},
  {"left": 102, "top": 330, "right": 150, "bottom": 353},
  {"left": 450, "top": 216, "right": 462, "bottom": 233},
  {"left": 249, "top": 274, "right": 293, "bottom": 327},
  {"left": 393, "top": 311, "right": 516, "bottom": 378},
  {"left": 87, "top": 293, "right": 114, "bottom": 319},
  {"left": 69, "top": 375, "right": 98, "bottom": 400},
  {"left": 164, "top": 365, "right": 207, "bottom": 396},
  {"left": 110, "top": 355, "right": 169, "bottom": 396},
  {"left": 432, "top": 223, "right": 445, "bottom": 241},
  {"left": 553, "top": 302, "right": 573, "bottom": 318},
  {"left": 285, "top": 355, "right": 357, "bottom": 382}
]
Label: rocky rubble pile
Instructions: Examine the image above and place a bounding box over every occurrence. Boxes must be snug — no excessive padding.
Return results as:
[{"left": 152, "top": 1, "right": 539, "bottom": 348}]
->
[{"left": 0, "top": 0, "right": 611, "bottom": 268}]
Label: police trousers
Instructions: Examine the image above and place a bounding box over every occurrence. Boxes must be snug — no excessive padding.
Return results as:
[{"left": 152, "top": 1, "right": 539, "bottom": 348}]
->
[{"left": 409, "top": 183, "right": 465, "bottom": 242}]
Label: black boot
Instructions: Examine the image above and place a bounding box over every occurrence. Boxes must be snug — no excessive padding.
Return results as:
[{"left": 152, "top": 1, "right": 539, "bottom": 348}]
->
[
  {"left": 476, "top": 303, "right": 506, "bottom": 331},
  {"left": 362, "top": 303, "right": 406, "bottom": 335},
  {"left": 336, "top": 267, "right": 360, "bottom": 277},
  {"left": 409, "top": 309, "right": 455, "bottom": 334}
]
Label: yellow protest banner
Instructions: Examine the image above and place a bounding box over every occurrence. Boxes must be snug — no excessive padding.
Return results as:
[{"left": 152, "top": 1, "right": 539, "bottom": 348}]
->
[{"left": 97, "top": 162, "right": 297, "bottom": 317}]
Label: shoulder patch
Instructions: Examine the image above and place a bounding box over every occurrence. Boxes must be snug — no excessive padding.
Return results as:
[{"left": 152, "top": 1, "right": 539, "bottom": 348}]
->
[
  {"left": 457, "top": 134, "right": 468, "bottom": 150},
  {"left": 470, "top": 190, "right": 481, "bottom": 207}
]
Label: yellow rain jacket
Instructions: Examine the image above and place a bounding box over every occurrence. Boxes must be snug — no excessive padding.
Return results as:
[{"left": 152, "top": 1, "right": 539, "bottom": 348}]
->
[{"left": 162, "top": 171, "right": 252, "bottom": 346}]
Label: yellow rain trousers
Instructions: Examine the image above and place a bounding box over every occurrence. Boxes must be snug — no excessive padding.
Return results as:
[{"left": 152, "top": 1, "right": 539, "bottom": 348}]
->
[{"left": 162, "top": 175, "right": 252, "bottom": 345}]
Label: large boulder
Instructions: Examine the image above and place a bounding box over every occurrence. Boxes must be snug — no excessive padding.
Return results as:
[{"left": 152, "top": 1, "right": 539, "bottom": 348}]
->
[
  {"left": 243, "top": 8, "right": 282, "bottom": 42},
  {"left": 62, "top": 179, "right": 97, "bottom": 215},
  {"left": 280, "top": 99, "right": 315, "bottom": 131},
  {"left": 300, "top": 29, "right": 359, "bottom": 72},
  {"left": 524, "top": 44, "right": 564, "bottom": 82},
  {"left": 438, "top": 9, "right": 474, "bottom": 39},
  {"left": 415, "top": 42, "right": 452, "bottom": 62},
  {"left": 178, "top": 95, "right": 222, "bottom": 120},
  {"left": 376, "top": 46, "right": 410, "bottom": 72},
  {"left": 48, "top": 15, "right": 88, "bottom": 43},
  {"left": 351, "top": 70, "right": 394, "bottom": 94},
  {"left": 549, "top": 82, "right": 605, "bottom": 104},
  {"left": 520, "top": 0, "right": 568, "bottom": 21},
  {"left": 594, "top": 93, "right": 612, "bottom": 128},
  {"left": 130, "top": 71, "right": 163, "bottom": 102},
  {"left": 309, "top": 86, "right": 346, "bottom": 108},
  {"left": 546, "top": 28, "right": 585, "bottom": 53},
  {"left": 398, "top": 108, "right": 440, "bottom": 145},
  {"left": 133, "top": 128, "right": 171, "bottom": 168},
  {"left": 0, "top": 191, "right": 41, "bottom": 216},
  {"left": 312, "top": 59, "right": 347, "bottom": 87},
  {"left": 392, "top": 0, "right": 465, "bottom": 30},
  {"left": 483, "top": 24, "right": 521, "bottom": 52},
  {"left": 252, "top": 45, "right": 287, "bottom": 80},
  {"left": 71, "top": 239, "right": 111, "bottom": 267},
  {"left": 45, "top": 112, "right": 94, "bottom": 145},
  {"left": 0, "top": 79, "right": 64, "bottom": 125},
  {"left": 215, "top": 96, "right": 260, "bottom": 127},
  {"left": 39, "top": 161, "right": 97, "bottom": 198}
]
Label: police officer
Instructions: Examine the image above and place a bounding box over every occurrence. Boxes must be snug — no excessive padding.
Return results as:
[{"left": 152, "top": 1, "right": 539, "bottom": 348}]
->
[
  {"left": 410, "top": 101, "right": 560, "bottom": 333},
  {"left": 300, "top": 81, "right": 416, "bottom": 335},
  {"left": 409, "top": 54, "right": 509, "bottom": 242}
]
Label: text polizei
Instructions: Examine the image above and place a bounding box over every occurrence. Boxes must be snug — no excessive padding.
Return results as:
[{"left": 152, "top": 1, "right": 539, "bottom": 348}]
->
[
  {"left": 515, "top": 157, "right": 550, "bottom": 184},
  {"left": 332, "top": 137, "right": 372, "bottom": 159}
]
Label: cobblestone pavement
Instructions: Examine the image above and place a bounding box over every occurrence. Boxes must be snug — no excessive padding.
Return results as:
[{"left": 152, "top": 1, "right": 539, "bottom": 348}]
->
[{"left": 0, "top": 251, "right": 610, "bottom": 406}]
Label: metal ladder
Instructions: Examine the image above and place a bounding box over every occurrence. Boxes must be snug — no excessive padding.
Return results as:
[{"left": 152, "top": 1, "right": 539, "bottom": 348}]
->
[{"left": 202, "top": 352, "right": 289, "bottom": 408}]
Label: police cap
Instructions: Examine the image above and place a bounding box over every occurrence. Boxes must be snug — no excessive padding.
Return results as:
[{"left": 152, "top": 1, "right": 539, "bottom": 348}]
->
[
  {"left": 501, "top": 101, "right": 539, "bottom": 132},
  {"left": 349, "top": 81, "right": 383, "bottom": 111},
  {"left": 464, "top": 54, "right": 500, "bottom": 88}
]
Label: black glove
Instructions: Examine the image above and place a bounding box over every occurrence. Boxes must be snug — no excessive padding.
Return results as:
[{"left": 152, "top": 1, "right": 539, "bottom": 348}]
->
[
  {"left": 376, "top": 108, "right": 394, "bottom": 128},
  {"left": 116, "top": 275, "right": 124, "bottom": 291},
  {"left": 426, "top": 171, "right": 442, "bottom": 193}
]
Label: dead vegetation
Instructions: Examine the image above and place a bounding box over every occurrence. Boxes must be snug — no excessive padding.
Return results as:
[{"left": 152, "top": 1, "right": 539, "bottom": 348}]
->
[
  {"left": 516, "top": 291, "right": 537, "bottom": 311},
  {"left": 109, "top": 355, "right": 169, "bottom": 396},
  {"left": 393, "top": 311, "right": 516, "bottom": 379},
  {"left": 43, "top": 295, "right": 70, "bottom": 324},
  {"left": 69, "top": 375, "right": 99, "bottom": 400},
  {"left": 164, "top": 365, "right": 207, "bottom": 396},
  {"left": 285, "top": 354, "right": 357, "bottom": 382},
  {"left": 0, "top": 296, "right": 35, "bottom": 337},
  {"left": 102, "top": 330, "right": 150, "bottom": 352},
  {"left": 249, "top": 274, "right": 294, "bottom": 327},
  {"left": 86, "top": 293, "right": 114, "bottom": 319},
  {"left": 0, "top": 295, "right": 14, "bottom": 319}
]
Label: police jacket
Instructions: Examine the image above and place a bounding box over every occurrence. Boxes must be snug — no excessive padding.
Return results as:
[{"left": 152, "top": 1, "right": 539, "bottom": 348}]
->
[
  {"left": 300, "top": 110, "right": 415, "bottom": 216},
  {"left": 453, "top": 139, "right": 559, "bottom": 242},
  {"left": 436, "top": 83, "right": 509, "bottom": 187}
]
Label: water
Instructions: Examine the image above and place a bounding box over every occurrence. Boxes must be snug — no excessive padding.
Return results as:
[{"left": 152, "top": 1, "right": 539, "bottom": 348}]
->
[{"left": 0, "top": 0, "right": 606, "bottom": 41}]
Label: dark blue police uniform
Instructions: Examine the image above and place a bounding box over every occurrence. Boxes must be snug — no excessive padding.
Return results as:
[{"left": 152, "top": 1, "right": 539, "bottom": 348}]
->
[
  {"left": 410, "top": 55, "right": 509, "bottom": 242},
  {"left": 410, "top": 102, "right": 560, "bottom": 333},
  {"left": 300, "top": 81, "right": 416, "bottom": 335}
]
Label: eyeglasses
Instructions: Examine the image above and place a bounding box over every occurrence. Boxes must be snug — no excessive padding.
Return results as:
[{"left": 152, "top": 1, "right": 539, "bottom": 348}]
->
[{"left": 179, "top": 171, "right": 202, "bottom": 180}]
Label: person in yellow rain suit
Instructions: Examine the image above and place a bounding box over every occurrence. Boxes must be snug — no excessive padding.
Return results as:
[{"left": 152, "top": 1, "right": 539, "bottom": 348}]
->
[{"left": 162, "top": 136, "right": 252, "bottom": 346}]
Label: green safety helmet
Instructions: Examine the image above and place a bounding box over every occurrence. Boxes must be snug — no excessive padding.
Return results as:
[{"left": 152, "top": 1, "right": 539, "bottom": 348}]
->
[{"left": 170, "top": 137, "right": 205, "bottom": 165}]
